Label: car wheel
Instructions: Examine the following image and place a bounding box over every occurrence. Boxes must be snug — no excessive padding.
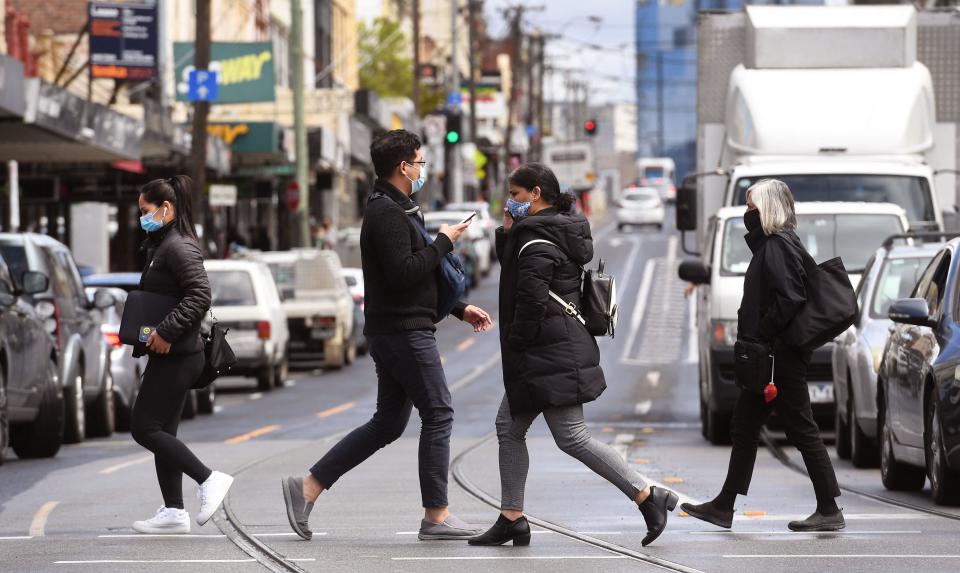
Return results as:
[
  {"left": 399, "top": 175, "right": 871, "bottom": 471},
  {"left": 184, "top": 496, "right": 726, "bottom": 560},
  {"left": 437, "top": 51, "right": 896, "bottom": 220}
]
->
[
  {"left": 181, "top": 390, "right": 197, "bottom": 420},
  {"left": 617, "top": 224, "right": 625, "bottom": 232},
  {"left": 273, "top": 355, "right": 289, "bottom": 388},
  {"left": 705, "top": 408, "right": 731, "bottom": 445},
  {"left": 324, "top": 336, "right": 345, "bottom": 370},
  {"left": 699, "top": 393, "right": 708, "bottom": 440},
  {"left": 0, "top": 378, "right": 8, "bottom": 465},
  {"left": 87, "top": 373, "right": 115, "bottom": 438},
  {"left": 62, "top": 369, "right": 86, "bottom": 444},
  {"left": 880, "top": 394, "right": 925, "bottom": 491},
  {"left": 11, "top": 359, "right": 63, "bottom": 459},
  {"left": 835, "top": 389, "right": 851, "bottom": 460},
  {"left": 657, "top": 224, "right": 664, "bottom": 231},
  {"left": 850, "top": 387, "right": 879, "bottom": 468},
  {"left": 256, "top": 365, "right": 275, "bottom": 392},
  {"left": 197, "top": 384, "right": 216, "bottom": 415},
  {"left": 926, "top": 396, "right": 960, "bottom": 505},
  {"left": 344, "top": 340, "right": 357, "bottom": 366}
]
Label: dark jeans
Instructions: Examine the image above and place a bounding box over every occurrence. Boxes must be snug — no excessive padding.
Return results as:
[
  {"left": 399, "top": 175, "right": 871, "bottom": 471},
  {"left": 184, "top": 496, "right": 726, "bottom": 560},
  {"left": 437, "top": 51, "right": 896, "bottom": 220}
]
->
[
  {"left": 722, "top": 348, "right": 841, "bottom": 501},
  {"left": 131, "top": 351, "right": 212, "bottom": 509},
  {"left": 310, "top": 330, "right": 454, "bottom": 508}
]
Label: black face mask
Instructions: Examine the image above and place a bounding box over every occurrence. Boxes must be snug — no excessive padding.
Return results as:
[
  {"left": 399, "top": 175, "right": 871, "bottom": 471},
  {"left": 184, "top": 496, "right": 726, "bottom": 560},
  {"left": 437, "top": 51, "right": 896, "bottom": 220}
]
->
[{"left": 744, "top": 208, "right": 762, "bottom": 233}]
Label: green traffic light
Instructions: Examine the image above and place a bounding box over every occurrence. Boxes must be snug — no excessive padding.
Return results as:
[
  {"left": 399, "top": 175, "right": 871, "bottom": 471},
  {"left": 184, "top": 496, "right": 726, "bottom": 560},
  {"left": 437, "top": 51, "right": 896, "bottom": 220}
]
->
[{"left": 446, "top": 131, "right": 460, "bottom": 144}]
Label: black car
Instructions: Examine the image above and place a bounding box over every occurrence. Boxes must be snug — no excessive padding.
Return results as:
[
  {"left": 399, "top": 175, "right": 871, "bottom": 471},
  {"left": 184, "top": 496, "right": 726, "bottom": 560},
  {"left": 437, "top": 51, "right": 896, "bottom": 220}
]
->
[
  {"left": 880, "top": 238, "right": 960, "bottom": 505},
  {"left": 0, "top": 255, "right": 61, "bottom": 464}
]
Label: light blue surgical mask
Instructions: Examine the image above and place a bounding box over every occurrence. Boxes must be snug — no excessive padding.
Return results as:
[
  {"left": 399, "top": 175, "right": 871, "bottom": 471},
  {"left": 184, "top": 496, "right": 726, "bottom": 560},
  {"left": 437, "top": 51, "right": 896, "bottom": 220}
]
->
[
  {"left": 405, "top": 162, "right": 427, "bottom": 194},
  {"left": 140, "top": 206, "right": 167, "bottom": 233},
  {"left": 506, "top": 198, "right": 531, "bottom": 219}
]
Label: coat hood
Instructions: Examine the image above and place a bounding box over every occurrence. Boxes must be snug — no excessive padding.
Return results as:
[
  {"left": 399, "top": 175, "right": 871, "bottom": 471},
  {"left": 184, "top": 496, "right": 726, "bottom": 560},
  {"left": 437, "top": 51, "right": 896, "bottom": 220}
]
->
[{"left": 513, "top": 208, "right": 593, "bottom": 266}]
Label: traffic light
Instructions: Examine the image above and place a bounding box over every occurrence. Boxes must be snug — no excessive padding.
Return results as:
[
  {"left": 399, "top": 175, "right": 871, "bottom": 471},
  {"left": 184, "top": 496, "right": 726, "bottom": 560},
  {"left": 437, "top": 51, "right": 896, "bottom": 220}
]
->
[
  {"left": 446, "top": 111, "right": 462, "bottom": 145},
  {"left": 584, "top": 119, "right": 597, "bottom": 137}
]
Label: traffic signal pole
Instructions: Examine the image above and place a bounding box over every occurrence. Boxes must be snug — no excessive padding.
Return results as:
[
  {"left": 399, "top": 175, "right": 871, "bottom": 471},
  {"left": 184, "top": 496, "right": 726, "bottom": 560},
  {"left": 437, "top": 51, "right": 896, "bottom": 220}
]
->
[
  {"left": 190, "top": 0, "right": 210, "bottom": 245},
  {"left": 292, "top": 0, "right": 310, "bottom": 247},
  {"left": 449, "top": 1, "right": 463, "bottom": 204}
]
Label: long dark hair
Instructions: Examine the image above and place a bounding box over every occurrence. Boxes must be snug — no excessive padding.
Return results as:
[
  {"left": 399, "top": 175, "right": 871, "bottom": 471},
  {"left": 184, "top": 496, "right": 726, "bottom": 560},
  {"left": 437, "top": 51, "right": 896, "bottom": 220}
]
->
[
  {"left": 508, "top": 163, "right": 575, "bottom": 212},
  {"left": 139, "top": 175, "right": 199, "bottom": 240}
]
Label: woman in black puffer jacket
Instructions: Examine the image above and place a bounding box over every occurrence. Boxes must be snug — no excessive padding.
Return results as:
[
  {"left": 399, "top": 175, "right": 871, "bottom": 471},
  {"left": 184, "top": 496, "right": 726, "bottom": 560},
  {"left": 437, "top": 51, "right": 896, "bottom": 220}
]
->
[
  {"left": 469, "top": 164, "right": 678, "bottom": 549},
  {"left": 129, "top": 176, "right": 233, "bottom": 535}
]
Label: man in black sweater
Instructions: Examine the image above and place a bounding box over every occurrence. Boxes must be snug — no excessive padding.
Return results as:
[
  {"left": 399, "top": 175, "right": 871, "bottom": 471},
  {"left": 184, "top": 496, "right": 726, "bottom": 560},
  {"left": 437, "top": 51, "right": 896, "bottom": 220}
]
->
[{"left": 282, "top": 130, "right": 493, "bottom": 541}]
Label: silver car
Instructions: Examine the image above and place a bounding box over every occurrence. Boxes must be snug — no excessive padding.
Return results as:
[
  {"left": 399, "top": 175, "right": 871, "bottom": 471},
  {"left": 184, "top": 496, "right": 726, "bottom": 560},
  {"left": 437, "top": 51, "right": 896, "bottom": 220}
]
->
[{"left": 832, "top": 236, "right": 943, "bottom": 467}]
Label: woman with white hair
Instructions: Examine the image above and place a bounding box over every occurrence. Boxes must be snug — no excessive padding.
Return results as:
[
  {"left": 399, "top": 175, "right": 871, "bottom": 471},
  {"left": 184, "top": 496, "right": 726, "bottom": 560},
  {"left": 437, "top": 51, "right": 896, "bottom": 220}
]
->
[{"left": 681, "top": 179, "right": 844, "bottom": 532}]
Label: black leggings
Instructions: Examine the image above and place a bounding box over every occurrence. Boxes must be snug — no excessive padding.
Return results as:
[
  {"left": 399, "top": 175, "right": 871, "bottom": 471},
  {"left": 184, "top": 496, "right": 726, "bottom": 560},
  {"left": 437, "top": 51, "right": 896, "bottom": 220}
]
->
[{"left": 131, "top": 351, "right": 211, "bottom": 509}]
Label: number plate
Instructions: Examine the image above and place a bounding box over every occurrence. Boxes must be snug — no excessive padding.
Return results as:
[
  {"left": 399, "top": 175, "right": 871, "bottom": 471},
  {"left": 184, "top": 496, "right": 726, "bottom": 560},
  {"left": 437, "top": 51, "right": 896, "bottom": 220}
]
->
[
  {"left": 808, "top": 382, "right": 834, "bottom": 404},
  {"left": 310, "top": 329, "right": 328, "bottom": 340}
]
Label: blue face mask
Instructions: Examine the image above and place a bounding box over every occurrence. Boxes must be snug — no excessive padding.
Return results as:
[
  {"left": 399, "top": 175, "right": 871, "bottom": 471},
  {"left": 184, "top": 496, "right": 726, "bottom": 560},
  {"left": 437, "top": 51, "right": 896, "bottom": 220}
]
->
[
  {"left": 507, "top": 198, "right": 531, "bottom": 219},
  {"left": 140, "top": 206, "right": 167, "bottom": 233},
  {"left": 405, "top": 162, "right": 427, "bottom": 194}
]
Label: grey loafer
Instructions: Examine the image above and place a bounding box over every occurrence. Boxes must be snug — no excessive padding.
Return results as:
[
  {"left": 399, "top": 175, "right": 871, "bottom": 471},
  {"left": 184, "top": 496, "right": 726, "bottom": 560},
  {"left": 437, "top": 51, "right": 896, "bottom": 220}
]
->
[
  {"left": 281, "top": 477, "right": 314, "bottom": 540},
  {"left": 418, "top": 514, "right": 482, "bottom": 540},
  {"left": 788, "top": 510, "right": 845, "bottom": 532}
]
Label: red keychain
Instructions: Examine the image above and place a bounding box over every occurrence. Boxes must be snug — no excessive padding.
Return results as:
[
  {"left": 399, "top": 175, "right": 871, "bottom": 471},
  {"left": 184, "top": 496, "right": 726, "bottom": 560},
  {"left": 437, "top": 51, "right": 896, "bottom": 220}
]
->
[{"left": 764, "top": 355, "right": 778, "bottom": 403}]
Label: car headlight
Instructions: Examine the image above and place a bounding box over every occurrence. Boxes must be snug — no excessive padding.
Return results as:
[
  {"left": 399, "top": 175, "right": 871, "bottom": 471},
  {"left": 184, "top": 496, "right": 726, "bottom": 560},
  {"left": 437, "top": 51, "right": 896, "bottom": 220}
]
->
[{"left": 711, "top": 319, "right": 738, "bottom": 348}]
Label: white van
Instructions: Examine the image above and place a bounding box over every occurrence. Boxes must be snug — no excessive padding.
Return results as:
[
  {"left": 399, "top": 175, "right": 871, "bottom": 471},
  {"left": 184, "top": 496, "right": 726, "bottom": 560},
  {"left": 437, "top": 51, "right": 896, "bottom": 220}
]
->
[{"left": 679, "top": 202, "right": 910, "bottom": 444}]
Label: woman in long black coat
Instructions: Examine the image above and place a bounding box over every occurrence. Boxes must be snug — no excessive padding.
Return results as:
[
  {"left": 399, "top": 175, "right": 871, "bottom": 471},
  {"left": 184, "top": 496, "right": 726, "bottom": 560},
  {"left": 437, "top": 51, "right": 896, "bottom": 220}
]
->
[{"left": 469, "top": 163, "right": 678, "bottom": 548}]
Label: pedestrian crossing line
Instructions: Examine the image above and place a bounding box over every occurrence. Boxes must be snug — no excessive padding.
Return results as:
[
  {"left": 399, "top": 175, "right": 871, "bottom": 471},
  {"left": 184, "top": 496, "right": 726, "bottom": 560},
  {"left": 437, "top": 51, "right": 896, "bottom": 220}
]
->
[
  {"left": 54, "top": 559, "right": 317, "bottom": 564},
  {"left": 29, "top": 501, "right": 59, "bottom": 537},
  {"left": 723, "top": 554, "right": 960, "bottom": 559},
  {"left": 395, "top": 530, "right": 621, "bottom": 536},
  {"left": 456, "top": 338, "right": 475, "bottom": 352},
  {"left": 0, "top": 536, "right": 33, "bottom": 540},
  {"left": 97, "top": 532, "right": 325, "bottom": 539},
  {"left": 316, "top": 401, "right": 356, "bottom": 418},
  {"left": 224, "top": 424, "right": 281, "bottom": 444},
  {"left": 688, "top": 530, "right": 922, "bottom": 536},
  {"left": 98, "top": 454, "right": 153, "bottom": 475},
  {"left": 729, "top": 513, "right": 926, "bottom": 521},
  {"left": 392, "top": 556, "right": 628, "bottom": 561}
]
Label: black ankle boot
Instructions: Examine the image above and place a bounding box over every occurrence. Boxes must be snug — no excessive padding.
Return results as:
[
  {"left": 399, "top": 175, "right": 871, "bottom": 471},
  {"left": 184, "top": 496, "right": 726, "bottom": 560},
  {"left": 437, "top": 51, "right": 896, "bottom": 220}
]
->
[
  {"left": 680, "top": 500, "right": 734, "bottom": 529},
  {"left": 638, "top": 486, "right": 679, "bottom": 547},
  {"left": 468, "top": 514, "right": 531, "bottom": 546}
]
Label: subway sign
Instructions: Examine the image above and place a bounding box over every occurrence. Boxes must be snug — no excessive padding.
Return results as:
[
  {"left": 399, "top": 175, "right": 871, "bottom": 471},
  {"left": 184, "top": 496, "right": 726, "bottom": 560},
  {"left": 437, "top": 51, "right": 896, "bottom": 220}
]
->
[{"left": 174, "top": 42, "right": 275, "bottom": 103}]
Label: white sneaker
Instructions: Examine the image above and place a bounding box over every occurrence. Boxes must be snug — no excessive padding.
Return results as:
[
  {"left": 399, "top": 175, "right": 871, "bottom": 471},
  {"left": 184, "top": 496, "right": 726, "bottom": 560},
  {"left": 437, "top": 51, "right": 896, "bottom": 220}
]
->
[
  {"left": 196, "top": 470, "right": 234, "bottom": 526},
  {"left": 133, "top": 506, "right": 191, "bottom": 534}
]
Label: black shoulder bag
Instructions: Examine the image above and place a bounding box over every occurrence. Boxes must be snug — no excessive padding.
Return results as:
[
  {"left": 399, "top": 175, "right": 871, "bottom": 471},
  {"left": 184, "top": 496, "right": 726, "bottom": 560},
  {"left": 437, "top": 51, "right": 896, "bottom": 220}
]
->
[{"left": 192, "top": 312, "right": 238, "bottom": 389}]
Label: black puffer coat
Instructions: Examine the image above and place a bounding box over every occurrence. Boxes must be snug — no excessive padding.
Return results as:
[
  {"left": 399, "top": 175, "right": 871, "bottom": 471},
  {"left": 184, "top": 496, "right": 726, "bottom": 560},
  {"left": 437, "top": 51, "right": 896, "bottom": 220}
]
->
[
  {"left": 496, "top": 207, "right": 606, "bottom": 414},
  {"left": 136, "top": 223, "right": 211, "bottom": 356},
  {"left": 739, "top": 226, "right": 808, "bottom": 347}
]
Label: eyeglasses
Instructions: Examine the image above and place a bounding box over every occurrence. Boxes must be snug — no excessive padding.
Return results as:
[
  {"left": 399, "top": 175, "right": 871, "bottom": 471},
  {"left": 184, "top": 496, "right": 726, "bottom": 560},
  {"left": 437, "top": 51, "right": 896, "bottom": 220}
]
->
[{"left": 399, "top": 160, "right": 427, "bottom": 168}]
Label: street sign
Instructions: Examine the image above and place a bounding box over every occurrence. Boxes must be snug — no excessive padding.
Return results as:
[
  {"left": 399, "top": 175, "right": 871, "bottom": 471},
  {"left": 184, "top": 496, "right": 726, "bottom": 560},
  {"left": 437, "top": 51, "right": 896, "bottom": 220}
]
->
[
  {"left": 188, "top": 69, "right": 218, "bottom": 102},
  {"left": 208, "top": 184, "right": 238, "bottom": 207},
  {"left": 446, "top": 91, "right": 463, "bottom": 107},
  {"left": 89, "top": 1, "right": 159, "bottom": 80},
  {"left": 286, "top": 181, "right": 300, "bottom": 211},
  {"left": 175, "top": 42, "right": 275, "bottom": 103},
  {"left": 423, "top": 114, "right": 447, "bottom": 145}
]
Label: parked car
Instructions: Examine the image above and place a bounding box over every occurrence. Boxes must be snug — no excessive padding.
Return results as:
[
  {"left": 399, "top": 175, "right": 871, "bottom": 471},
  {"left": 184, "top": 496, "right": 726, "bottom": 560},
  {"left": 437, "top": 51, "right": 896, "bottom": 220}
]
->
[
  {"left": 423, "top": 212, "right": 488, "bottom": 286},
  {"left": 445, "top": 201, "right": 498, "bottom": 260},
  {"left": 679, "top": 202, "right": 910, "bottom": 444},
  {"left": 0, "top": 259, "right": 61, "bottom": 464},
  {"left": 235, "top": 250, "right": 355, "bottom": 369},
  {"left": 879, "top": 237, "right": 960, "bottom": 504},
  {"left": 0, "top": 234, "right": 114, "bottom": 443},
  {"left": 205, "top": 260, "right": 289, "bottom": 391},
  {"left": 617, "top": 187, "right": 665, "bottom": 231},
  {"left": 832, "top": 234, "right": 946, "bottom": 467},
  {"left": 341, "top": 267, "right": 367, "bottom": 355},
  {"left": 83, "top": 272, "right": 214, "bottom": 417}
]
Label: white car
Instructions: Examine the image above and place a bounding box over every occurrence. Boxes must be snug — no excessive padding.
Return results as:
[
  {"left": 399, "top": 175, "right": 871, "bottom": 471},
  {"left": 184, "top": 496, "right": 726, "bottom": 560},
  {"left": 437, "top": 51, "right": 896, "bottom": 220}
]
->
[
  {"left": 204, "top": 259, "right": 290, "bottom": 391},
  {"left": 617, "top": 187, "right": 665, "bottom": 231},
  {"left": 445, "top": 202, "right": 498, "bottom": 259},
  {"left": 424, "top": 210, "right": 493, "bottom": 277},
  {"left": 341, "top": 267, "right": 364, "bottom": 303}
]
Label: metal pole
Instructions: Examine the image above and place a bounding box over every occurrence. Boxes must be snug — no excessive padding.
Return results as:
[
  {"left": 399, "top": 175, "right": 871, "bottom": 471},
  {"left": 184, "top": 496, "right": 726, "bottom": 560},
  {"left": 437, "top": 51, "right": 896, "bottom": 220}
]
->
[
  {"left": 657, "top": 50, "right": 664, "bottom": 156},
  {"left": 450, "top": 0, "right": 463, "bottom": 203},
  {"left": 7, "top": 160, "right": 19, "bottom": 232},
  {"left": 413, "top": 0, "right": 421, "bottom": 117},
  {"left": 292, "top": 0, "right": 310, "bottom": 247},
  {"left": 190, "top": 0, "right": 210, "bottom": 244},
  {"left": 468, "top": 0, "right": 478, "bottom": 147}
]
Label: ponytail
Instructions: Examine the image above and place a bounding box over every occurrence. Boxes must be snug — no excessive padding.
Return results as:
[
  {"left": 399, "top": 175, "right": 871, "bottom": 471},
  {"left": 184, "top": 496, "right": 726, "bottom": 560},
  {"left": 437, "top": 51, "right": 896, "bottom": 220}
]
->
[
  {"left": 139, "top": 175, "right": 199, "bottom": 240},
  {"left": 508, "top": 162, "right": 574, "bottom": 213}
]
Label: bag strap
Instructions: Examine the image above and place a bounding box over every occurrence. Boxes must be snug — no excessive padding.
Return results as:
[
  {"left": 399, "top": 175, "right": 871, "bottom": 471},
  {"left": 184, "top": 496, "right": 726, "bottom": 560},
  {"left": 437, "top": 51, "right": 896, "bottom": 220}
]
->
[{"left": 518, "top": 239, "right": 586, "bottom": 325}]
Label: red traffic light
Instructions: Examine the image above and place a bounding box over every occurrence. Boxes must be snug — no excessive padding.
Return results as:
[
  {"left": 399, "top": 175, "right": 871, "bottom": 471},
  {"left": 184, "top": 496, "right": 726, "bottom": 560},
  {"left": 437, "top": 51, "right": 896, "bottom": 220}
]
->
[{"left": 584, "top": 119, "right": 597, "bottom": 136}]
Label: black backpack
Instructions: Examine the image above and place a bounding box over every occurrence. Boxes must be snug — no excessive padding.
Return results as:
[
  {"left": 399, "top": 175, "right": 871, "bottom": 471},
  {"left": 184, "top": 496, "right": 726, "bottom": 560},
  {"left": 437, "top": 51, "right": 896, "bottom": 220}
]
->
[{"left": 518, "top": 239, "right": 619, "bottom": 337}]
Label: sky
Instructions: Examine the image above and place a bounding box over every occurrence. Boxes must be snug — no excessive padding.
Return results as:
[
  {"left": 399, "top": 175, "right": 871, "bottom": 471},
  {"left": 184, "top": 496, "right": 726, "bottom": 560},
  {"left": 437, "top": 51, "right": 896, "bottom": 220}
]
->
[{"left": 483, "top": 0, "right": 636, "bottom": 106}]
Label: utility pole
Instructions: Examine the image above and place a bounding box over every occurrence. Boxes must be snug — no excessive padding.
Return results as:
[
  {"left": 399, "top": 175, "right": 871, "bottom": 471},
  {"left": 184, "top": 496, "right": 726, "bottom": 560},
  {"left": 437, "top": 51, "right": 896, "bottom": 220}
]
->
[
  {"left": 467, "top": 0, "right": 479, "bottom": 150},
  {"left": 292, "top": 0, "right": 310, "bottom": 246},
  {"left": 450, "top": 0, "right": 463, "bottom": 203},
  {"left": 656, "top": 50, "right": 664, "bottom": 157},
  {"left": 413, "top": 0, "right": 421, "bottom": 116},
  {"left": 189, "top": 0, "right": 210, "bottom": 243},
  {"left": 536, "top": 35, "right": 546, "bottom": 156}
]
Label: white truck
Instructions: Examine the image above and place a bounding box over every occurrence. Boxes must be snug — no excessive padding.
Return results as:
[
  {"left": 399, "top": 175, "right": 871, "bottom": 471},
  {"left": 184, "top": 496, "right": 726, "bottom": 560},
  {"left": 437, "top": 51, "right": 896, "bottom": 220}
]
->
[
  {"left": 543, "top": 142, "right": 597, "bottom": 193},
  {"left": 677, "top": 5, "right": 959, "bottom": 248}
]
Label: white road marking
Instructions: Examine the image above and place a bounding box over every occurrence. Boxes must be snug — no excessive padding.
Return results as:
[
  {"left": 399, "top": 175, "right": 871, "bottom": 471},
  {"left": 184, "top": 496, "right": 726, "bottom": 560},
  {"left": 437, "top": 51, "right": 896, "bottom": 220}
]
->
[
  {"left": 620, "top": 258, "right": 655, "bottom": 363},
  {"left": 646, "top": 370, "right": 661, "bottom": 387},
  {"left": 686, "top": 292, "right": 698, "bottom": 364},
  {"left": 249, "top": 392, "right": 263, "bottom": 401},
  {"left": 213, "top": 405, "right": 224, "bottom": 413},
  {"left": 98, "top": 454, "right": 153, "bottom": 475},
  {"left": 392, "top": 556, "right": 628, "bottom": 561},
  {"left": 730, "top": 513, "right": 926, "bottom": 521},
  {"left": 29, "top": 501, "right": 59, "bottom": 537},
  {"left": 97, "top": 532, "right": 325, "bottom": 539},
  {"left": 55, "top": 559, "right": 317, "bottom": 564},
  {"left": 689, "top": 530, "right": 922, "bottom": 536},
  {"left": 0, "top": 536, "right": 33, "bottom": 540},
  {"left": 283, "top": 379, "right": 297, "bottom": 388},
  {"left": 723, "top": 555, "right": 960, "bottom": 559},
  {"left": 634, "top": 400, "right": 653, "bottom": 415},
  {"left": 613, "top": 433, "right": 635, "bottom": 444}
]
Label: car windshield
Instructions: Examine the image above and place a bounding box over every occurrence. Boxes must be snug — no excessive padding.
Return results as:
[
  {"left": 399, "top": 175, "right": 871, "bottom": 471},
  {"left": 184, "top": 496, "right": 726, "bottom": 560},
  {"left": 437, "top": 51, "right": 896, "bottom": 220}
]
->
[
  {"left": 732, "top": 175, "right": 934, "bottom": 224},
  {"left": 721, "top": 213, "right": 905, "bottom": 275},
  {"left": 870, "top": 256, "right": 932, "bottom": 319},
  {"left": 0, "top": 244, "right": 28, "bottom": 287},
  {"left": 208, "top": 270, "right": 257, "bottom": 306}
]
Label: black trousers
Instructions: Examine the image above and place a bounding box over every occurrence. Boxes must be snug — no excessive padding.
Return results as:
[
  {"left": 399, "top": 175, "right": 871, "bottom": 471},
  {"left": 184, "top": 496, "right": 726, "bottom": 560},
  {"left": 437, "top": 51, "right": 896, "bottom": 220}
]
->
[
  {"left": 131, "top": 351, "right": 211, "bottom": 509},
  {"left": 722, "top": 348, "right": 841, "bottom": 501},
  {"left": 310, "top": 330, "right": 454, "bottom": 508}
]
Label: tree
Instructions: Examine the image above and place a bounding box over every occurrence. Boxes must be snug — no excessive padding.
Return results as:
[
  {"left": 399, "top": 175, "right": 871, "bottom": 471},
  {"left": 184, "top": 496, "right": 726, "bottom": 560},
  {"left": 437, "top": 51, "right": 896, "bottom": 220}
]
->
[{"left": 358, "top": 18, "right": 413, "bottom": 98}]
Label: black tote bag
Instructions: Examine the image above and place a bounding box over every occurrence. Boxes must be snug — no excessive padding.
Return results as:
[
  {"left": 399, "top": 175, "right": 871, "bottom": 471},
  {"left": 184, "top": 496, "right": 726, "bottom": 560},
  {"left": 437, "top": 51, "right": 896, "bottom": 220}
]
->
[{"left": 780, "top": 255, "right": 857, "bottom": 351}]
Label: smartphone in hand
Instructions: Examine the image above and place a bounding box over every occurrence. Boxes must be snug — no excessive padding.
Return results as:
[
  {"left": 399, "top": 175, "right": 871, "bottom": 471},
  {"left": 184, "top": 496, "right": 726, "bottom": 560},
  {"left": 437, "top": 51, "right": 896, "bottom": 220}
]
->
[{"left": 460, "top": 212, "right": 477, "bottom": 225}]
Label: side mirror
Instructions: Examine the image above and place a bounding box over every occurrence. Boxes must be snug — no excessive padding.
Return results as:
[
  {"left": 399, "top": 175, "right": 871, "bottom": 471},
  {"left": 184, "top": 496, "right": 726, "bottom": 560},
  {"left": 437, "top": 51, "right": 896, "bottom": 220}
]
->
[
  {"left": 676, "top": 177, "right": 698, "bottom": 231},
  {"left": 678, "top": 259, "right": 711, "bottom": 285},
  {"left": 93, "top": 288, "right": 115, "bottom": 309},
  {"left": 888, "top": 298, "right": 935, "bottom": 327},
  {"left": 21, "top": 271, "right": 49, "bottom": 296}
]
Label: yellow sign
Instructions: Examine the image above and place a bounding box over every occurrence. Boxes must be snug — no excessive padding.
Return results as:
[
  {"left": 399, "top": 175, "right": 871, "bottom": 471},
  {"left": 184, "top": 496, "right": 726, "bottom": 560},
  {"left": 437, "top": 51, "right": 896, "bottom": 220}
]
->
[{"left": 207, "top": 124, "right": 250, "bottom": 145}]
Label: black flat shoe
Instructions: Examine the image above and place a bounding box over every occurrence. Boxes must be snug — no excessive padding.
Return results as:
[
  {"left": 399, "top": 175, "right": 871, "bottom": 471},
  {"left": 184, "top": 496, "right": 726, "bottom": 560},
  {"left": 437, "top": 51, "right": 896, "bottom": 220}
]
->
[
  {"left": 638, "top": 486, "right": 679, "bottom": 546},
  {"left": 788, "top": 510, "right": 845, "bottom": 532},
  {"left": 680, "top": 501, "right": 733, "bottom": 529},
  {"left": 468, "top": 515, "right": 531, "bottom": 546}
]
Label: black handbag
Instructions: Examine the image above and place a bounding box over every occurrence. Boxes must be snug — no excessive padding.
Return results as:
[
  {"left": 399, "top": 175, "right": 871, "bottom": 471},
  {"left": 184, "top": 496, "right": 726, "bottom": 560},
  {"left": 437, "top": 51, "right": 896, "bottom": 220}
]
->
[
  {"left": 780, "top": 255, "right": 857, "bottom": 351},
  {"left": 192, "top": 313, "right": 238, "bottom": 389},
  {"left": 733, "top": 340, "right": 773, "bottom": 394}
]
